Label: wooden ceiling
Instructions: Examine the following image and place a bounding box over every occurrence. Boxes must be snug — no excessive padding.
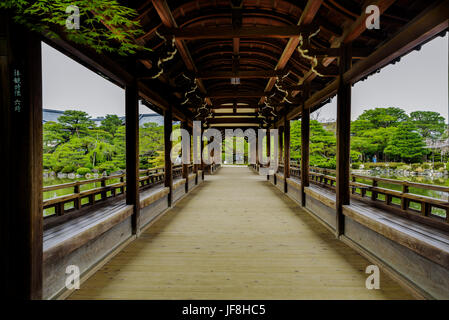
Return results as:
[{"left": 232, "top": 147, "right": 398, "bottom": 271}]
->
[{"left": 123, "top": 0, "right": 443, "bottom": 127}]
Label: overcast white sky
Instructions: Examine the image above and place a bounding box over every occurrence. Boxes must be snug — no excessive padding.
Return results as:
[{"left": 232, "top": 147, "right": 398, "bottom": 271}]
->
[{"left": 42, "top": 33, "right": 448, "bottom": 121}]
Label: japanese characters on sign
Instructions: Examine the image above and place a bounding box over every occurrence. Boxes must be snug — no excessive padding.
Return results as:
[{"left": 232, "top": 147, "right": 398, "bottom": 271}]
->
[{"left": 13, "top": 68, "right": 22, "bottom": 112}]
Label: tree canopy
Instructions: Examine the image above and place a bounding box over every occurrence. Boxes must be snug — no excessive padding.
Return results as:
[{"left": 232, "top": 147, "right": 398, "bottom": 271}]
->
[{"left": 1, "top": 0, "right": 149, "bottom": 55}]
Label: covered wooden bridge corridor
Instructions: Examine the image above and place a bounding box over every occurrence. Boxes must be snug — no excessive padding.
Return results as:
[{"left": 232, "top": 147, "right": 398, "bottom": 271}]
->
[
  {"left": 69, "top": 166, "right": 411, "bottom": 299},
  {"left": 1, "top": 0, "right": 448, "bottom": 300}
]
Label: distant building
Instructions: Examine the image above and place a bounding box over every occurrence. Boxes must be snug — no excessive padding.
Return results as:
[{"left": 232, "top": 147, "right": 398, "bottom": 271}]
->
[
  {"left": 42, "top": 109, "right": 65, "bottom": 123},
  {"left": 43, "top": 109, "right": 165, "bottom": 127}
]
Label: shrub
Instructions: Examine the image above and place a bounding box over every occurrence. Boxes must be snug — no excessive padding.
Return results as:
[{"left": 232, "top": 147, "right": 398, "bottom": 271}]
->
[
  {"left": 96, "top": 161, "right": 117, "bottom": 175},
  {"left": 411, "top": 163, "right": 421, "bottom": 170},
  {"left": 422, "top": 163, "right": 431, "bottom": 170},
  {"left": 433, "top": 162, "right": 445, "bottom": 170},
  {"left": 387, "top": 162, "right": 405, "bottom": 170},
  {"left": 76, "top": 167, "right": 91, "bottom": 176},
  {"left": 61, "top": 165, "right": 75, "bottom": 173},
  {"left": 351, "top": 162, "right": 361, "bottom": 169},
  {"left": 397, "top": 164, "right": 410, "bottom": 171}
]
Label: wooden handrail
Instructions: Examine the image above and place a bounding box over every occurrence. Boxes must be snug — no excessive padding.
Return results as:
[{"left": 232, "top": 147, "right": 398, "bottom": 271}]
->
[
  {"left": 43, "top": 168, "right": 166, "bottom": 219},
  {"left": 308, "top": 167, "right": 449, "bottom": 224}
]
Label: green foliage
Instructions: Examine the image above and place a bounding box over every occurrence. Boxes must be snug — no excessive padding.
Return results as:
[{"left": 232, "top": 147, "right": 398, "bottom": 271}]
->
[
  {"left": 140, "top": 123, "right": 164, "bottom": 168},
  {"left": 95, "top": 161, "right": 117, "bottom": 174},
  {"left": 43, "top": 121, "right": 66, "bottom": 153},
  {"left": 384, "top": 122, "right": 428, "bottom": 163},
  {"left": 291, "top": 120, "right": 336, "bottom": 168},
  {"left": 76, "top": 167, "right": 91, "bottom": 175},
  {"left": 357, "top": 107, "right": 409, "bottom": 128},
  {"left": 409, "top": 111, "right": 446, "bottom": 140},
  {"left": 61, "top": 165, "right": 75, "bottom": 173},
  {"left": 433, "top": 162, "right": 445, "bottom": 170},
  {"left": 351, "top": 162, "right": 361, "bottom": 169},
  {"left": 1, "top": 0, "right": 150, "bottom": 55},
  {"left": 100, "top": 114, "right": 123, "bottom": 136},
  {"left": 43, "top": 110, "right": 166, "bottom": 174},
  {"left": 57, "top": 110, "right": 95, "bottom": 138}
]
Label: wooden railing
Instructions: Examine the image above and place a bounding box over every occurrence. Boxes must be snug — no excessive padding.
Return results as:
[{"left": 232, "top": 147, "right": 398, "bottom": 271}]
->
[
  {"left": 173, "top": 164, "right": 183, "bottom": 179},
  {"left": 43, "top": 165, "right": 187, "bottom": 219},
  {"left": 139, "top": 166, "right": 165, "bottom": 188},
  {"left": 43, "top": 174, "right": 127, "bottom": 218},
  {"left": 309, "top": 166, "right": 449, "bottom": 223},
  {"left": 290, "top": 165, "right": 300, "bottom": 179}
]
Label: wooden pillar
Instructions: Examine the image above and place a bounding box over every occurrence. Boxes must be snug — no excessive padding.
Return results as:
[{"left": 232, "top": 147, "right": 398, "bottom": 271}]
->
[
  {"left": 336, "top": 43, "right": 352, "bottom": 237},
  {"left": 300, "top": 93, "right": 310, "bottom": 207},
  {"left": 125, "top": 80, "right": 140, "bottom": 235},
  {"left": 1, "top": 20, "right": 43, "bottom": 299},
  {"left": 266, "top": 127, "right": 271, "bottom": 180},
  {"left": 200, "top": 127, "right": 205, "bottom": 180},
  {"left": 181, "top": 120, "right": 189, "bottom": 193},
  {"left": 255, "top": 128, "right": 259, "bottom": 170},
  {"left": 284, "top": 115, "right": 290, "bottom": 193},
  {"left": 278, "top": 126, "right": 284, "bottom": 164},
  {"left": 164, "top": 106, "right": 173, "bottom": 206}
]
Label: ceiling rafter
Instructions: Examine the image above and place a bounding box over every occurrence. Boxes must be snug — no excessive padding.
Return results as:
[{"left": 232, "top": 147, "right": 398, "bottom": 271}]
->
[
  {"left": 259, "top": 0, "right": 324, "bottom": 105},
  {"left": 151, "top": 0, "right": 212, "bottom": 105}
]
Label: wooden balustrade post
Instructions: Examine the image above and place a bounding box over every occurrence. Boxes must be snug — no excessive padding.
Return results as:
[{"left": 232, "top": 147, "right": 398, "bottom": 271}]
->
[
  {"left": 1, "top": 20, "right": 43, "bottom": 299},
  {"left": 279, "top": 125, "right": 284, "bottom": 167},
  {"left": 181, "top": 121, "right": 189, "bottom": 193},
  {"left": 372, "top": 180, "right": 378, "bottom": 201},
  {"left": 401, "top": 184, "right": 409, "bottom": 210},
  {"left": 201, "top": 127, "right": 205, "bottom": 180},
  {"left": 336, "top": 43, "right": 352, "bottom": 237},
  {"left": 284, "top": 113, "right": 290, "bottom": 193},
  {"left": 164, "top": 106, "right": 173, "bottom": 206},
  {"left": 255, "top": 128, "right": 259, "bottom": 171},
  {"left": 74, "top": 184, "right": 81, "bottom": 210},
  {"left": 125, "top": 78, "right": 140, "bottom": 235},
  {"left": 351, "top": 176, "right": 356, "bottom": 194},
  {"left": 120, "top": 176, "right": 125, "bottom": 194},
  {"left": 266, "top": 128, "right": 271, "bottom": 180},
  {"left": 101, "top": 177, "right": 107, "bottom": 200},
  {"left": 300, "top": 89, "right": 310, "bottom": 207}
]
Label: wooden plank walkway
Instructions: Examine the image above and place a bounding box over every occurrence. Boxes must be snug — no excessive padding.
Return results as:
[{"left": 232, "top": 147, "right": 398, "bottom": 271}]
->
[{"left": 69, "top": 166, "right": 413, "bottom": 299}]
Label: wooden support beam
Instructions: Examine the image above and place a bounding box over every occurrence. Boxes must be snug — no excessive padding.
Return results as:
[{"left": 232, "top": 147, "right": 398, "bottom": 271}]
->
[
  {"left": 165, "top": 25, "right": 316, "bottom": 40},
  {"left": 336, "top": 44, "right": 352, "bottom": 237},
  {"left": 212, "top": 112, "right": 261, "bottom": 117},
  {"left": 297, "top": 0, "right": 397, "bottom": 95},
  {"left": 255, "top": 129, "right": 259, "bottom": 167},
  {"left": 181, "top": 120, "right": 189, "bottom": 193},
  {"left": 278, "top": 126, "right": 284, "bottom": 167},
  {"left": 300, "top": 86, "right": 310, "bottom": 207},
  {"left": 1, "top": 21, "right": 43, "bottom": 299},
  {"left": 208, "top": 91, "right": 270, "bottom": 99},
  {"left": 164, "top": 106, "right": 173, "bottom": 206},
  {"left": 284, "top": 115, "right": 291, "bottom": 193},
  {"left": 344, "top": 0, "right": 449, "bottom": 84},
  {"left": 260, "top": 0, "right": 323, "bottom": 104},
  {"left": 285, "top": 0, "right": 449, "bottom": 121},
  {"left": 197, "top": 70, "right": 285, "bottom": 80},
  {"left": 266, "top": 128, "right": 271, "bottom": 180},
  {"left": 152, "top": 0, "right": 211, "bottom": 103},
  {"left": 207, "top": 117, "right": 262, "bottom": 124},
  {"left": 125, "top": 79, "right": 140, "bottom": 235}
]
